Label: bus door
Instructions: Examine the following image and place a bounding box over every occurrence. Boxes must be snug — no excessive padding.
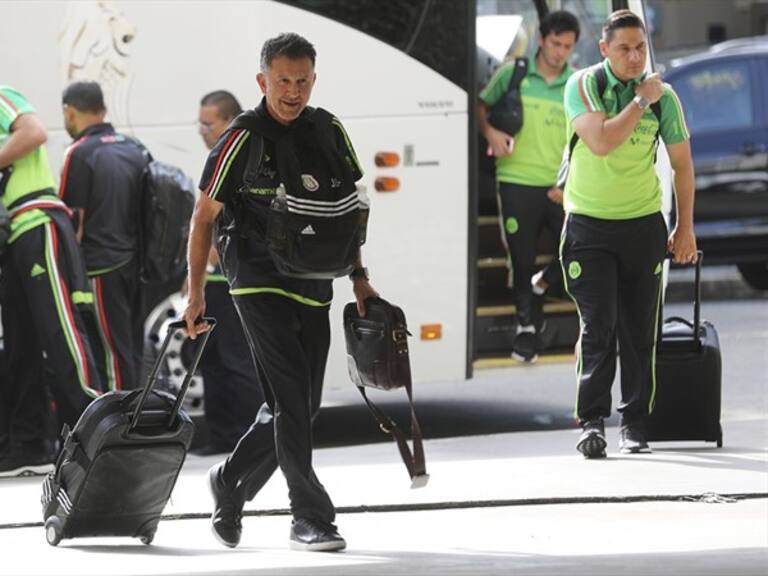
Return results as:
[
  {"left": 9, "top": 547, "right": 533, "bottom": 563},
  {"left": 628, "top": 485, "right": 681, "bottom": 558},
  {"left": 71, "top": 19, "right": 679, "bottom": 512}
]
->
[{"left": 471, "top": 0, "right": 663, "bottom": 371}]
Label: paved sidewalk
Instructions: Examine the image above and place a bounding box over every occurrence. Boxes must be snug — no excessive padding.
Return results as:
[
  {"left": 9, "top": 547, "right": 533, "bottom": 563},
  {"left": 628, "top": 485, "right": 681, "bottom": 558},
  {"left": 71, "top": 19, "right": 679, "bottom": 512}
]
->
[
  {"left": 2, "top": 419, "right": 766, "bottom": 527},
  {"left": 0, "top": 417, "right": 765, "bottom": 575}
]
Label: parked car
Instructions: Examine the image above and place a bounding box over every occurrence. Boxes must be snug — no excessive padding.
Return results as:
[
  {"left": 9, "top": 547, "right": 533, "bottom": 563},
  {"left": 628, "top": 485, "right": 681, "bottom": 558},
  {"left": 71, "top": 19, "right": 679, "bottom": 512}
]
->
[{"left": 664, "top": 37, "right": 768, "bottom": 290}]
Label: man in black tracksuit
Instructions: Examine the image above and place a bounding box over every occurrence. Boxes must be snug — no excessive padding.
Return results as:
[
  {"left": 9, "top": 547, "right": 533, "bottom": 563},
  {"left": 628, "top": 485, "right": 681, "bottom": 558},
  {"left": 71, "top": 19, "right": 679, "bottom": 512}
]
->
[
  {"left": 184, "top": 33, "right": 377, "bottom": 552},
  {"left": 60, "top": 81, "right": 147, "bottom": 392}
]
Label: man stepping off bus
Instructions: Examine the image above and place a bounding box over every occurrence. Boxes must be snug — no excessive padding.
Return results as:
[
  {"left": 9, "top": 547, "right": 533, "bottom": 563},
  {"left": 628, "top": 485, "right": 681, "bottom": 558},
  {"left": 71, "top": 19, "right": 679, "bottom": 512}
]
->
[{"left": 478, "top": 11, "right": 581, "bottom": 363}]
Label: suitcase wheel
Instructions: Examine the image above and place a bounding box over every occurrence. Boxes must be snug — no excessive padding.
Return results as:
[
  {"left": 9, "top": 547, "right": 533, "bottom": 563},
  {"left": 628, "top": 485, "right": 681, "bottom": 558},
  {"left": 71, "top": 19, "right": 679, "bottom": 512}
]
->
[
  {"left": 140, "top": 531, "right": 155, "bottom": 545},
  {"left": 44, "top": 516, "right": 63, "bottom": 547}
]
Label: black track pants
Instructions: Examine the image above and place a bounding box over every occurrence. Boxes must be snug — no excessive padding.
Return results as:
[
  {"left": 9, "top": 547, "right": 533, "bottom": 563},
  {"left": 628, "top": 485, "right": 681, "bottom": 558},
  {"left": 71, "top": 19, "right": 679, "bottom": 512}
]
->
[
  {"left": 560, "top": 212, "right": 667, "bottom": 424},
  {"left": 0, "top": 220, "right": 101, "bottom": 447},
  {"left": 89, "top": 258, "right": 142, "bottom": 391},
  {"left": 497, "top": 182, "right": 564, "bottom": 325},
  {"left": 199, "top": 281, "right": 264, "bottom": 450},
  {"left": 222, "top": 293, "right": 334, "bottom": 525}
]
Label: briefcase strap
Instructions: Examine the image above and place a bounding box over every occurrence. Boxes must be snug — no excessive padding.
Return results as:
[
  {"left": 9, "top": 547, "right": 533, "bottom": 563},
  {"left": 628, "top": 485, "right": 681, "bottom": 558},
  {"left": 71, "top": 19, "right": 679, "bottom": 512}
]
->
[{"left": 356, "top": 380, "right": 428, "bottom": 488}]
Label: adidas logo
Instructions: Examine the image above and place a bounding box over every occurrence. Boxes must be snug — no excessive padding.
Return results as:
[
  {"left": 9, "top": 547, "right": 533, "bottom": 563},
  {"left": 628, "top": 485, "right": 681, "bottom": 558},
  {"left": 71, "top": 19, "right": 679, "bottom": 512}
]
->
[
  {"left": 300, "top": 225, "right": 316, "bottom": 235},
  {"left": 31, "top": 263, "right": 46, "bottom": 278}
]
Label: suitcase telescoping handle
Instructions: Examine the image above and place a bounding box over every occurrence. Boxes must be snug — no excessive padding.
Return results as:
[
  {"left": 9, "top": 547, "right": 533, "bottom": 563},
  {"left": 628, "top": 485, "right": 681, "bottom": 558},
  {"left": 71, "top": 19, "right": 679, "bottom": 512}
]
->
[
  {"left": 659, "top": 250, "right": 703, "bottom": 345},
  {"left": 129, "top": 317, "right": 217, "bottom": 432}
]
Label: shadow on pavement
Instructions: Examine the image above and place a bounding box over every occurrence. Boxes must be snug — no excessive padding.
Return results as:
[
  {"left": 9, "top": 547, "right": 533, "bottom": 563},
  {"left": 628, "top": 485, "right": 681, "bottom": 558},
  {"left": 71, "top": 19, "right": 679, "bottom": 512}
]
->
[{"left": 313, "top": 398, "right": 587, "bottom": 448}]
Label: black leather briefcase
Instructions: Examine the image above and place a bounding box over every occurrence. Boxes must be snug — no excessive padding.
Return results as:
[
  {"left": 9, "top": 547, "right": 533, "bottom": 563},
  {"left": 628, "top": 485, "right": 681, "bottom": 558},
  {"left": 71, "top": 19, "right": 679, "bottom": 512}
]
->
[{"left": 343, "top": 297, "right": 428, "bottom": 486}]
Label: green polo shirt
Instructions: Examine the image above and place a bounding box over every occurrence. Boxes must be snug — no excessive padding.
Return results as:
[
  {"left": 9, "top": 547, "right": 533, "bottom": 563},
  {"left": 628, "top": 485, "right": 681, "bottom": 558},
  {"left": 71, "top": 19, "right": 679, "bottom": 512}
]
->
[
  {"left": 563, "top": 60, "right": 690, "bottom": 220},
  {"left": 0, "top": 86, "right": 56, "bottom": 240},
  {"left": 480, "top": 57, "right": 574, "bottom": 187}
]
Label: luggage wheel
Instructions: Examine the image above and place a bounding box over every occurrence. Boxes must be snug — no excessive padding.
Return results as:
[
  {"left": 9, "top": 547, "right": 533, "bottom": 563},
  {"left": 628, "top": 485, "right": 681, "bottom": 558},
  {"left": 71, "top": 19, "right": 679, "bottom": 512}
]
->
[
  {"left": 140, "top": 531, "right": 155, "bottom": 545},
  {"left": 44, "top": 516, "right": 63, "bottom": 547}
]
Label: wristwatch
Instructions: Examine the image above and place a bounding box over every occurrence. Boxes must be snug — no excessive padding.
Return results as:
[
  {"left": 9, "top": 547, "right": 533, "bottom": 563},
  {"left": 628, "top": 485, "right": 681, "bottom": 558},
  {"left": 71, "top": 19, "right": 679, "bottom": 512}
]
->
[
  {"left": 633, "top": 94, "right": 650, "bottom": 110},
  {"left": 349, "top": 267, "right": 369, "bottom": 281}
]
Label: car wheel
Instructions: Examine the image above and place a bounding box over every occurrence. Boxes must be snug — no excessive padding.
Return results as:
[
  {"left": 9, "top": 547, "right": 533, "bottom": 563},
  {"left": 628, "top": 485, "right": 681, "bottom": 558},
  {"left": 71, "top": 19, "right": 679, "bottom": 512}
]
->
[
  {"left": 143, "top": 292, "right": 206, "bottom": 416},
  {"left": 737, "top": 262, "right": 768, "bottom": 291}
]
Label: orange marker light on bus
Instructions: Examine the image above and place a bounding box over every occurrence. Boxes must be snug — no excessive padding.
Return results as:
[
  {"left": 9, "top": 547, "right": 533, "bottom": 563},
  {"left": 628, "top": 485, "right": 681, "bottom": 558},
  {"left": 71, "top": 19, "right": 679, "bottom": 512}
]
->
[
  {"left": 420, "top": 324, "right": 442, "bottom": 341},
  {"left": 374, "top": 152, "right": 400, "bottom": 167},
  {"left": 374, "top": 177, "right": 400, "bottom": 192}
]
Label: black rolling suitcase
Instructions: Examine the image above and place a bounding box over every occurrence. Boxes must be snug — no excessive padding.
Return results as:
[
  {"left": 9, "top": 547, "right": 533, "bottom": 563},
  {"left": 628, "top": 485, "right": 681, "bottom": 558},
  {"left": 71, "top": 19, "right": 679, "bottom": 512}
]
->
[
  {"left": 647, "top": 255, "right": 723, "bottom": 447},
  {"left": 41, "top": 318, "right": 216, "bottom": 546}
]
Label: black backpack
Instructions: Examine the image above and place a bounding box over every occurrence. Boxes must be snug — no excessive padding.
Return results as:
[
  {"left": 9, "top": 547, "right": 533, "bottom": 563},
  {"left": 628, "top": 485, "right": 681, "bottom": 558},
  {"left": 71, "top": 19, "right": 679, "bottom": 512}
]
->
[
  {"left": 231, "top": 108, "right": 367, "bottom": 279},
  {"left": 343, "top": 297, "right": 428, "bottom": 486},
  {"left": 487, "top": 57, "right": 528, "bottom": 136},
  {"left": 557, "top": 65, "right": 663, "bottom": 188},
  {"left": 137, "top": 153, "right": 195, "bottom": 284}
]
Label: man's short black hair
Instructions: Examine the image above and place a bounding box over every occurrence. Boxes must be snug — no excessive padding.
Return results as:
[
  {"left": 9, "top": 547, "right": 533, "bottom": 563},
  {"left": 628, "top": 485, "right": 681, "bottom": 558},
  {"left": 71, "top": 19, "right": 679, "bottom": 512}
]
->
[
  {"left": 602, "top": 9, "right": 646, "bottom": 43},
  {"left": 260, "top": 32, "right": 316, "bottom": 71},
  {"left": 540, "top": 10, "right": 581, "bottom": 42},
  {"left": 200, "top": 90, "right": 242, "bottom": 121},
  {"left": 62, "top": 81, "right": 106, "bottom": 113}
]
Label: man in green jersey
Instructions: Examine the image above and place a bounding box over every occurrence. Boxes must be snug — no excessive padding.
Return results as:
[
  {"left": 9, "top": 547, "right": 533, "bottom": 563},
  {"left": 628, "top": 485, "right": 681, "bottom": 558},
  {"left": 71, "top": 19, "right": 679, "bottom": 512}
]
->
[
  {"left": 561, "top": 10, "right": 696, "bottom": 459},
  {"left": 479, "top": 10, "right": 580, "bottom": 363},
  {"left": 0, "top": 86, "right": 101, "bottom": 477}
]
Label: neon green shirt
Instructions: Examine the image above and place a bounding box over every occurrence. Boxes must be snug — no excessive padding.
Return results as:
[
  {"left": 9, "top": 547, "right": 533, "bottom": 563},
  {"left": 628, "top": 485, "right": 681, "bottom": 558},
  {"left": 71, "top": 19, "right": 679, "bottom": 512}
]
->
[
  {"left": 480, "top": 57, "right": 574, "bottom": 187},
  {"left": 0, "top": 86, "right": 56, "bottom": 240},
  {"left": 563, "top": 60, "right": 690, "bottom": 220}
]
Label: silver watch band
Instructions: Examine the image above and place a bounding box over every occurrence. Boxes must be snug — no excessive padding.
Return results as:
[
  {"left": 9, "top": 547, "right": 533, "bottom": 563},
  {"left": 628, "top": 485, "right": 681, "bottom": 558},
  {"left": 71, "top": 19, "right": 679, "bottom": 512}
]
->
[{"left": 633, "top": 94, "right": 650, "bottom": 110}]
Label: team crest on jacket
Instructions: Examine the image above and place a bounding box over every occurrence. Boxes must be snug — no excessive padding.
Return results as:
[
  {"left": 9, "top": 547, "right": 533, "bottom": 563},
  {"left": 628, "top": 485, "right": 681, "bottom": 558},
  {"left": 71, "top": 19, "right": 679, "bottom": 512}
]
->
[{"left": 301, "top": 174, "right": 320, "bottom": 192}]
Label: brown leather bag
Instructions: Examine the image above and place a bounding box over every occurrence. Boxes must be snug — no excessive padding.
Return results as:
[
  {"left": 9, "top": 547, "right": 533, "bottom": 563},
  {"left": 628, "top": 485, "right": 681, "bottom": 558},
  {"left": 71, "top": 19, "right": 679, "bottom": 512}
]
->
[{"left": 344, "top": 297, "right": 428, "bottom": 487}]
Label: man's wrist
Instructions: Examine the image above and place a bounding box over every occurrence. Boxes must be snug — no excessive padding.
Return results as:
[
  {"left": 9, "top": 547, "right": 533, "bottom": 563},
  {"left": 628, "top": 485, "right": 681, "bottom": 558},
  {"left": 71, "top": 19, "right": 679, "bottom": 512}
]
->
[{"left": 349, "top": 267, "right": 369, "bottom": 281}]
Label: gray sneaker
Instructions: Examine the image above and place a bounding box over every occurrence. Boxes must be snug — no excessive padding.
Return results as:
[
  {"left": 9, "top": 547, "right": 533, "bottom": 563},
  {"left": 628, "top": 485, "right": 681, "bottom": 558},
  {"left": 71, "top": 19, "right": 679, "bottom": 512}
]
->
[
  {"left": 576, "top": 418, "right": 607, "bottom": 459},
  {"left": 619, "top": 425, "right": 652, "bottom": 454}
]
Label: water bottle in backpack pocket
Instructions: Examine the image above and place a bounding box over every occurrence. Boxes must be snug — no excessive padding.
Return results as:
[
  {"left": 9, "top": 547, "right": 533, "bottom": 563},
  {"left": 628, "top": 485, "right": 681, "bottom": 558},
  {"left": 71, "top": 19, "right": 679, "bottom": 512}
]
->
[{"left": 266, "top": 183, "right": 368, "bottom": 279}]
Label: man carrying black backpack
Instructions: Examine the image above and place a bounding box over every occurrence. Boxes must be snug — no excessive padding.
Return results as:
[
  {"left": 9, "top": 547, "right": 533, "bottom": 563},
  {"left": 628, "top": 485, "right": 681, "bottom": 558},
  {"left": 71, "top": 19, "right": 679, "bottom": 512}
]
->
[
  {"left": 184, "top": 33, "right": 377, "bottom": 552},
  {"left": 60, "top": 81, "right": 147, "bottom": 392},
  {"left": 478, "top": 11, "right": 580, "bottom": 363}
]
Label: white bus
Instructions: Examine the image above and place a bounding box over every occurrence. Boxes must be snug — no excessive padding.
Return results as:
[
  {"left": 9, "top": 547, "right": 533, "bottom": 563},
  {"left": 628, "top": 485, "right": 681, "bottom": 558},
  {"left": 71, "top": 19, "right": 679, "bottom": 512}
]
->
[{"left": 1, "top": 0, "right": 668, "bottom": 403}]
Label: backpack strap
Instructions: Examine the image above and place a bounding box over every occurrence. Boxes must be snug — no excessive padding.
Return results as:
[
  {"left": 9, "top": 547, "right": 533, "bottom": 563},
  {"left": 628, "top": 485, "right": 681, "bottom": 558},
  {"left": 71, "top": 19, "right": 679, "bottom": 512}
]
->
[
  {"left": 565, "top": 65, "right": 609, "bottom": 164},
  {"left": 507, "top": 57, "right": 528, "bottom": 93},
  {"left": 229, "top": 107, "right": 339, "bottom": 192},
  {"left": 230, "top": 110, "right": 268, "bottom": 190},
  {"left": 558, "top": 65, "right": 664, "bottom": 189},
  {"left": 242, "top": 133, "right": 264, "bottom": 189}
]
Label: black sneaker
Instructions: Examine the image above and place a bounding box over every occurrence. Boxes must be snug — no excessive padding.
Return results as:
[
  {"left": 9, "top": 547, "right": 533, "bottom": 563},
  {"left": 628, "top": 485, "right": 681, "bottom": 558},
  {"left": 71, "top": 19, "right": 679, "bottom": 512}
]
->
[
  {"left": 619, "top": 425, "right": 652, "bottom": 454},
  {"left": 208, "top": 463, "right": 243, "bottom": 548},
  {"left": 576, "top": 418, "right": 607, "bottom": 459},
  {"left": 289, "top": 518, "right": 346, "bottom": 552},
  {"left": 512, "top": 324, "right": 538, "bottom": 363},
  {"left": 0, "top": 446, "right": 54, "bottom": 478}
]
